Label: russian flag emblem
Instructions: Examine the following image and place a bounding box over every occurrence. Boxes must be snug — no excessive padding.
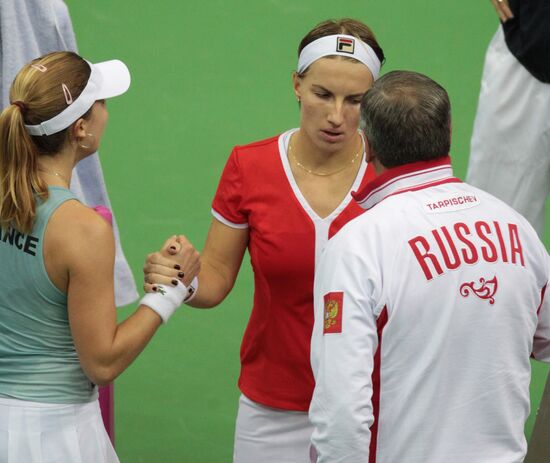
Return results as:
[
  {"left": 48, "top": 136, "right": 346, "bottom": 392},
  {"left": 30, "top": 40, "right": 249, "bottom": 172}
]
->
[{"left": 323, "top": 291, "right": 344, "bottom": 334}]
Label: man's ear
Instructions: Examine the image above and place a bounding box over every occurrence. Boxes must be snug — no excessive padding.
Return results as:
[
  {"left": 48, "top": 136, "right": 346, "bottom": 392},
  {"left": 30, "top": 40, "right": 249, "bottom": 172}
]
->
[
  {"left": 363, "top": 136, "right": 386, "bottom": 175},
  {"left": 364, "top": 136, "right": 375, "bottom": 163}
]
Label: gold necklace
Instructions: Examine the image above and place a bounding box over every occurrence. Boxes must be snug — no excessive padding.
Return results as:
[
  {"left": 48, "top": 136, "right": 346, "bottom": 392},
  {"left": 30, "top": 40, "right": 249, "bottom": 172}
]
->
[
  {"left": 38, "top": 168, "right": 70, "bottom": 186},
  {"left": 288, "top": 138, "right": 363, "bottom": 177}
]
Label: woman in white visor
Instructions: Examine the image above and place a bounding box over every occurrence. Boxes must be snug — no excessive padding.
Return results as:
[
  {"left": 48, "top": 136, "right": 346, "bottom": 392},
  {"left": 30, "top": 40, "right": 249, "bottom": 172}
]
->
[
  {"left": 0, "top": 51, "right": 199, "bottom": 462},
  {"left": 145, "top": 18, "right": 385, "bottom": 462}
]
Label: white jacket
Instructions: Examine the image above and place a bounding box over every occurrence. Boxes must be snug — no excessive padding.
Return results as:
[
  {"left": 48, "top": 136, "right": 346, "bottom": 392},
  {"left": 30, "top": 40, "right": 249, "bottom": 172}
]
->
[{"left": 310, "top": 156, "right": 550, "bottom": 463}]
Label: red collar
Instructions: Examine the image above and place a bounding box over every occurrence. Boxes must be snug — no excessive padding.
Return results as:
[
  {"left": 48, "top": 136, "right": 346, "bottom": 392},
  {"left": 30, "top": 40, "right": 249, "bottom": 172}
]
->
[{"left": 352, "top": 156, "right": 461, "bottom": 210}]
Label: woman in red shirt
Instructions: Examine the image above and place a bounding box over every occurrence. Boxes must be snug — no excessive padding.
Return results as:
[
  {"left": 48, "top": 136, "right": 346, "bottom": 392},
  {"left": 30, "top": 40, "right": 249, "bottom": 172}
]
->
[{"left": 145, "top": 18, "right": 384, "bottom": 462}]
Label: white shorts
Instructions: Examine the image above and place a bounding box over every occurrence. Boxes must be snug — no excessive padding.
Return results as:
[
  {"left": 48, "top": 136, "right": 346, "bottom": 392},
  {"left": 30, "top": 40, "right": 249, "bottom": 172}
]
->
[
  {"left": 466, "top": 26, "right": 550, "bottom": 237},
  {"left": 0, "top": 397, "right": 119, "bottom": 463},
  {"left": 233, "top": 394, "right": 314, "bottom": 463}
]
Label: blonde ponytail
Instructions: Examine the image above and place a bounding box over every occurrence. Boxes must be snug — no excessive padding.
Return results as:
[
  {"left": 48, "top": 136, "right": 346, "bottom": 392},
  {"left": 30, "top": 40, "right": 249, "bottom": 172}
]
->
[
  {"left": 0, "top": 103, "right": 47, "bottom": 234},
  {"left": 0, "top": 51, "right": 90, "bottom": 234}
]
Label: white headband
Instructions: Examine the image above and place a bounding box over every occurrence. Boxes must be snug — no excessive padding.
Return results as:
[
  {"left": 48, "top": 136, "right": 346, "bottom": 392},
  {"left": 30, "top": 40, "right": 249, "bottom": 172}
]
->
[
  {"left": 297, "top": 34, "right": 381, "bottom": 80},
  {"left": 25, "top": 59, "right": 131, "bottom": 136}
]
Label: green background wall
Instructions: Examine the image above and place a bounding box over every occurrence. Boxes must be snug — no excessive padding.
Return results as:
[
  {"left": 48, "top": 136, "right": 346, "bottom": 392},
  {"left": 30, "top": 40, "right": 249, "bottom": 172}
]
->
[{"left": 64, "top": 1, "right": 550, "bottom": 461}]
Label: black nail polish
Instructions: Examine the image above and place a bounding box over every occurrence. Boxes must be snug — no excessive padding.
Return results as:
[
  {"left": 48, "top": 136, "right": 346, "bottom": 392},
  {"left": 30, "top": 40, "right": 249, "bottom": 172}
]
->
[
  {"left": 152, "top": 286, "right": 157, "bottom": 292},
  {"left": 177, "top": 271, "right": 185, "bottom": 279},
  {"left": 171, "top": 279, "right": 178, "bottom": 286},
  {"left": 174, "top": 264, "right": 181, "bottom": 270}
]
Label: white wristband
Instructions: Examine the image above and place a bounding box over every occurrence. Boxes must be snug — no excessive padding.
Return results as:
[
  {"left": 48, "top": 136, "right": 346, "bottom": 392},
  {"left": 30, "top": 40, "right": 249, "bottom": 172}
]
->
[
  {"left": 184, "top": 276, "right": 199, "bottom": 304},
  {"left": 140, "top": 282, "right": 187, "bottom": 323}
]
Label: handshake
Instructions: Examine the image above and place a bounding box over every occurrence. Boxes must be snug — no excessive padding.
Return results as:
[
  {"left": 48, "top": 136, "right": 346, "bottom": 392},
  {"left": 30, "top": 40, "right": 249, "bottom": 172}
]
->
[{"left": 140, "top": 235, "right": 200, "bottom": 323}]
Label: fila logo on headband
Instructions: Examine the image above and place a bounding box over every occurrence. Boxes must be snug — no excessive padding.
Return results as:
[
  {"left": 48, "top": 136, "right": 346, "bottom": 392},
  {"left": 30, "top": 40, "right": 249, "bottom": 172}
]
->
[{"left": 336, "top": 37, "right": 355, "bottom": 54}]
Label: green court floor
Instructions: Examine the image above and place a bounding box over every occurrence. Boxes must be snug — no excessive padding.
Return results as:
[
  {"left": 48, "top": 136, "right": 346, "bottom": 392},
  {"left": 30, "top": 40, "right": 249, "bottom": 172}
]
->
[{"left": 65, "top": 1, "right": 550, "bottom": 461}]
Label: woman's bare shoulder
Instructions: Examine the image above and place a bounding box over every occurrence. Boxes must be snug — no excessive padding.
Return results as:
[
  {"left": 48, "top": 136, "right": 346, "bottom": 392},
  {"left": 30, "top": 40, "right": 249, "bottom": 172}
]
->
[{"left": 46, "top": 200, "right": 114, "bottom": 256}]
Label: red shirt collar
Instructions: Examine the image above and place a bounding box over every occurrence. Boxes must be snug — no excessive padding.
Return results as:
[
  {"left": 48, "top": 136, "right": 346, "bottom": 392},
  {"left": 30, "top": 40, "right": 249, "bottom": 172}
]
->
[{"left": 352, "top": 156, "right": 461, "bottom": 210}]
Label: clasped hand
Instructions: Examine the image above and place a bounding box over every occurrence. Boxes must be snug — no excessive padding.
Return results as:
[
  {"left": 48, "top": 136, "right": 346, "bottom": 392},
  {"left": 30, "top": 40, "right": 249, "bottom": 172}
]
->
[{"left": 143, "top": 235, "right": 200, "bottom": 294}]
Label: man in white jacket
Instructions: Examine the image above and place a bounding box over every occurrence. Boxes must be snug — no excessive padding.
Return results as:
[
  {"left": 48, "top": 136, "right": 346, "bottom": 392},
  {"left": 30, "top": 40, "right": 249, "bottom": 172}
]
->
[{"left": 309, "top": 70, "right": 550, "bottom": 463}]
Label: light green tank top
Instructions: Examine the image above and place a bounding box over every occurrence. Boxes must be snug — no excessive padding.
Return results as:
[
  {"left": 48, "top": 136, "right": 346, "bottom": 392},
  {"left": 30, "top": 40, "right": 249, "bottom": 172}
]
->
[{"left": 0, "top": 187, "right": 97, "bottom": 403}]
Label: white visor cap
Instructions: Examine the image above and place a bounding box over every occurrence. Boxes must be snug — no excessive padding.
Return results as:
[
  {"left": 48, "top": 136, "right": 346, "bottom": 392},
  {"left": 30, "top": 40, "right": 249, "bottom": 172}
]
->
[{"left": 25, "top": 59, "right": 131, "bottom": 137}]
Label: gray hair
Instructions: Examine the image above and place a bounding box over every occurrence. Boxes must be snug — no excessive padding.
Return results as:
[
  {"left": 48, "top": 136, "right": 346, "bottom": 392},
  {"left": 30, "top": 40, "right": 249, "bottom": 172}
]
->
[{"left": 360, "top": 70, "right": 451, "bottom": 168}]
